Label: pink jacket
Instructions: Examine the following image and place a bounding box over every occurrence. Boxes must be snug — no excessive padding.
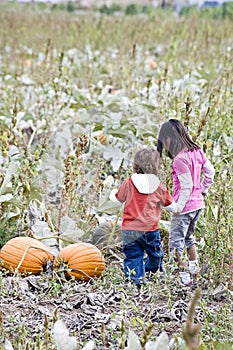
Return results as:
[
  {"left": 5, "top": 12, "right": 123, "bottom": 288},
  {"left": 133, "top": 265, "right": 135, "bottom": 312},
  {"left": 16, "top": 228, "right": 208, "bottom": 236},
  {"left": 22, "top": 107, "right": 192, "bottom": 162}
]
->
[{"left": 172, "top": 149, "right": 215, "bottom": 214}]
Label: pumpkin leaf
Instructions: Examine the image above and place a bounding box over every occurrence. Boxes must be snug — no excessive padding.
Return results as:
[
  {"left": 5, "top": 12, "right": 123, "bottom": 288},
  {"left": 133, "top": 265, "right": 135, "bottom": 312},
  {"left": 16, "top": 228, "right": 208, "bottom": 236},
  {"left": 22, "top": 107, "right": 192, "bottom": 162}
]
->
[
  {"left": 19, "top": 73, "right": 34, "bottom": 85},
  {"left": 53, "top": 319, "right": 78, "bottom": 350},
  {"left": 98, "top": 191, "right": 122, "bottom": 215},
  {"left": 103, "top": 146, "right": 127, "bottom": 172},
  {"left": 0, "top": 161, "right": 18, "bottom": 195},
  {"left": 169, "top": 336, "right": 186, "bottom": 349},
  {"left": 107, "top": 102, "right": 122, "bottom": 113},
  {"left": 222, "top": 133, "right": 233, "bottom": 151},
  {"left": 26, "top": 200, "right": 46, "bottom": 222},
  {"left": 0, "top": 193, "right": 13, "bottom": 203},
  {"left": 60, "top": 215, "right": 78, "bottom": 235},
  {"left": 31, "top": 219, "right": 58, "bottom": 255},
  {"left": 1, "top": 206, "right": 20, "bottom": 219},
  {"left": 42, "top": 154, "right": 64, "bottom": 193},
  {"left": 107, "top": 126, "right": 135, "bottom": 141},
  {"left": 49, "top": 120, "right": 73, "bottom": 158},
  {"left": 125, "top": 330, "right": 142, "bottom": 350},
  {"left": 3, "top": 339, "right": 14, "bottom": 350},
  {"left": 59, "top": 215, "right": 85, "bottom": 248},
  {"left": 81, "top": 340, "right": 95, "bottom": 350},
  {"left": 145, "top": 331, "right": 169, "bottom": 350}
]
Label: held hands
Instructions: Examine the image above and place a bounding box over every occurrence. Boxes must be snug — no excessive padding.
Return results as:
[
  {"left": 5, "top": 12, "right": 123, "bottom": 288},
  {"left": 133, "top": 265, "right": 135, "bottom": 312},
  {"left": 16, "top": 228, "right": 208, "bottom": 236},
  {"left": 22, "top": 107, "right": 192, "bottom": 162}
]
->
[{"left": 164, "top": 200, "right": 181, "bottom": 214}]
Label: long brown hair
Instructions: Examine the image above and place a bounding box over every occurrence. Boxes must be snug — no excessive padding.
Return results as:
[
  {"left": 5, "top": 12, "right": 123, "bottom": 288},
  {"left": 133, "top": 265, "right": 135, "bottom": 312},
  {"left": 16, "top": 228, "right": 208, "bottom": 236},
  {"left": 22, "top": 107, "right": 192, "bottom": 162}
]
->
[{"left": 157, "top": 119, "right": 199, "bottom": 159}]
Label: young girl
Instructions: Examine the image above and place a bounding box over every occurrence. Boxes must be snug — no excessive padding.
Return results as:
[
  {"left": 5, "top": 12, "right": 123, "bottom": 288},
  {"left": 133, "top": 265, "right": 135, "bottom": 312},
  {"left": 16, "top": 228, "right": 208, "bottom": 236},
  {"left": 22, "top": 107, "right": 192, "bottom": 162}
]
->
[
  {"left": 110, "top": 147, "right": 178, "bottom": 289},
  {"left": 157, "top": 119, "right": 215, "bottom": 286}
]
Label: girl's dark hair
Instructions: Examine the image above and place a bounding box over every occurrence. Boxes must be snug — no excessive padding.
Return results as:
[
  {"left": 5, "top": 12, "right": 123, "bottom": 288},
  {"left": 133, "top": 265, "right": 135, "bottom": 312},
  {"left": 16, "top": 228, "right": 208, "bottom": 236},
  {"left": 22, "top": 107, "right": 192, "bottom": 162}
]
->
[
  {"left": 133, "top": 147, "right": 160, "bottom": 175},
  {"left": 157, "top": 119, "right": 199, "bottom": 159}
]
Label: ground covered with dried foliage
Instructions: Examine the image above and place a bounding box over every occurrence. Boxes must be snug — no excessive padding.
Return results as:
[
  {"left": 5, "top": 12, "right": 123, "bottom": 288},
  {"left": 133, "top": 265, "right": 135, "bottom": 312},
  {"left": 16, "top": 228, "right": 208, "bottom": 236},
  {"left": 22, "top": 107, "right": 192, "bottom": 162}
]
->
[
  {"left": 1, "top": 248, "right": 233, "bottom": 349},
  {"left": 0, "top": 2, "right": 233, "bottom": 349}
]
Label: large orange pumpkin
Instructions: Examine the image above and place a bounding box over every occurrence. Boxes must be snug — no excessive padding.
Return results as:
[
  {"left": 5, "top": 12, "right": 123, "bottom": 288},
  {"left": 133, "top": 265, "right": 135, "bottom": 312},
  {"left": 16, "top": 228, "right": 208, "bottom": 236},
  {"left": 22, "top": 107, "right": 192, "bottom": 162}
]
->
[
  {"left": 54, "top": 242, "right": 106, "bottom": 281},
  {"left": 0, "top": 237, "right": 54, "bottom": 274}
]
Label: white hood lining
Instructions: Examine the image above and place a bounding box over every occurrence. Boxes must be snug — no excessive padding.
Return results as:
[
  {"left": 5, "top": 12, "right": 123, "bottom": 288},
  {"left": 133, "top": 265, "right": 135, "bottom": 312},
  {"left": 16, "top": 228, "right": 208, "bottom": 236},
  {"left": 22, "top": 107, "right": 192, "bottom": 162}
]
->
[{"left": 131, "top": 173, "right": 160, "bottom": 194}]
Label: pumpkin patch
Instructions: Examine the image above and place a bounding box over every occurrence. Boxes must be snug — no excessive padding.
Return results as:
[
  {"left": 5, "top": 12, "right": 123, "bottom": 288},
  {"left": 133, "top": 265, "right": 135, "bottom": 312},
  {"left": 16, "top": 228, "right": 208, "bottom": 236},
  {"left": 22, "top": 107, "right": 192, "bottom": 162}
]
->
[
  {"left": 54, "top": 242, "right": 106, "bottom": 281},
  {"left": 0, "top": 236, "right": 54, "bottom": 275}
]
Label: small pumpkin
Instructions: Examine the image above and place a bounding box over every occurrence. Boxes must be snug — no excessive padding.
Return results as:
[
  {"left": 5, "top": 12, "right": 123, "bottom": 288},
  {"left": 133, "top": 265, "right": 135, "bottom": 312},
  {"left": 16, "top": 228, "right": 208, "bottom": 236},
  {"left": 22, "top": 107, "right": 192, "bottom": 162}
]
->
[
  {"left": 54, "top": 242, "right": 105, "bottom": 281},
  {"left": 0, "top": 236, "right": 54, "bottom": 275},
  {"left": 92, "top": 220, "right": 122, "bottom": 248}
]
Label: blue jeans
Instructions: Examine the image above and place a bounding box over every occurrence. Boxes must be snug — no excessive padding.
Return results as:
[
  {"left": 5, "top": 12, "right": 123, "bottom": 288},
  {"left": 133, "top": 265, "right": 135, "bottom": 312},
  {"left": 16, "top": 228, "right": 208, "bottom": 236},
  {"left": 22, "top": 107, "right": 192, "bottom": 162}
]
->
[{"left": 122, "top": 230, "right": 164, "bottom": 285}]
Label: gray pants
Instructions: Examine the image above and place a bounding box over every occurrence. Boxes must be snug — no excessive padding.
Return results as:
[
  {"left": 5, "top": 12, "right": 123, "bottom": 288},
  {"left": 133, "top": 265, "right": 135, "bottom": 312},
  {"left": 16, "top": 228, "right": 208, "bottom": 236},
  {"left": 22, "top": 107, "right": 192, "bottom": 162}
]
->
[{"left": 170, "top": 209, "right": 203, "bottom": 255}]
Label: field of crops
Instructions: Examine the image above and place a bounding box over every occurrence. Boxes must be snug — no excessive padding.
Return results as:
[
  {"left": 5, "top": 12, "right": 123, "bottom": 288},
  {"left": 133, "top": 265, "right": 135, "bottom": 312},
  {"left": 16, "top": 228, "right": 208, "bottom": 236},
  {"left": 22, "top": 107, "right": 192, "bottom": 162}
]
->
[{"left": 0, "top": 2, "right": 233, "bottom": 349}]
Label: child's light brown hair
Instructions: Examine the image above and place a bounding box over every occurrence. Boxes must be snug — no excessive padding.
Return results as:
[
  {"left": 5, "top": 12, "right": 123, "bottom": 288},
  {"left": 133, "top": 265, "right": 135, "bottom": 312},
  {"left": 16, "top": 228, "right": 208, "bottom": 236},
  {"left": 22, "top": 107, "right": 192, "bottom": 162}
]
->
[{"left": 133, "top": 147, "right": 160, "bottom": 175}]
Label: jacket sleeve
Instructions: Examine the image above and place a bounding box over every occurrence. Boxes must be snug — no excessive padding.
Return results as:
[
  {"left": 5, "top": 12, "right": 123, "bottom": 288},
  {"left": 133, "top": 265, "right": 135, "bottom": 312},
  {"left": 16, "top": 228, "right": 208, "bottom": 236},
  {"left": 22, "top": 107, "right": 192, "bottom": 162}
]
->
[
  {"left": 158, "top": 183, "right": 175, "bottom": 208},
  {"left": 158, "top": 184, "right": 180, "bottom": 213},
  {"left": 109, "top": 179, "right": 128, "bottom": 203},
  {"left": 109, "top": 189, "right": 121, "bottom": 203},
  {"left": 201, "top": 159, "right": 215, "bottom": 194},
  {"left": 172, "top": 153, "right": 193, "bottom": 212},
  {"left": 176, "top": 172, "right": 193, "bottom": 212}
]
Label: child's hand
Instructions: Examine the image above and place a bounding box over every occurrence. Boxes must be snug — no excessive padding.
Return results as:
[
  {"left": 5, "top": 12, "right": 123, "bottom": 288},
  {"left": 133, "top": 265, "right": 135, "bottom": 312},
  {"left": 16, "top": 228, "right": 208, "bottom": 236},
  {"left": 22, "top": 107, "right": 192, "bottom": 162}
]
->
[
  {"left": 174, "top": 210, "right": 181, "bottom": 214},
  {"left": 164, "top": 200, "right": 180, "bottom": 214}
]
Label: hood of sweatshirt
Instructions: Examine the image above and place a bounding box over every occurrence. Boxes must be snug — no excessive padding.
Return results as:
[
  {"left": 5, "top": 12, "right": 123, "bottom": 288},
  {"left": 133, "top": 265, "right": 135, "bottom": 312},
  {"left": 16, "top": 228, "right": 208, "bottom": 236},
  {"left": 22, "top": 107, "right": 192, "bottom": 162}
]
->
[{"left": 131, "top": 173, "right": 160, "bottom": 194}]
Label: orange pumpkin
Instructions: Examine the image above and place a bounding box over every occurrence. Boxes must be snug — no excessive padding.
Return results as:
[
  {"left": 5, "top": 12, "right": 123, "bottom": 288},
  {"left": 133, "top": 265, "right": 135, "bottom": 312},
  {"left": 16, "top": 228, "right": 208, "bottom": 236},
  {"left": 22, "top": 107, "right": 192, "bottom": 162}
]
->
[
  {"left": 0, "top": 237, "right": 54, "bottom": 274},
  {"left": 54, "top": 242, "right": 105, "bottom": 281}
]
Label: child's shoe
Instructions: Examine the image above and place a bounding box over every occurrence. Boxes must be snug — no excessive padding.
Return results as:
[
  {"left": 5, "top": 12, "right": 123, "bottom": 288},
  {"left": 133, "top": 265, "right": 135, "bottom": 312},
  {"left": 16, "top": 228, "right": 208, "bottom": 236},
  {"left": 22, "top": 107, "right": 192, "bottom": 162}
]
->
[
  {"left": 188, "top": 261, "right": 199, "bottom": 287},
  {"left": 179, "top": 271, "right": 192, "bottom": 287},
  {"left": 159, "top": 267, "right": 166, "bottom": 279},
  {"left": 182, "top": 280, "right": 193, "bottom": 287},
  {"left": 189, "top": 260, "right": 199, "bottom": 275}
]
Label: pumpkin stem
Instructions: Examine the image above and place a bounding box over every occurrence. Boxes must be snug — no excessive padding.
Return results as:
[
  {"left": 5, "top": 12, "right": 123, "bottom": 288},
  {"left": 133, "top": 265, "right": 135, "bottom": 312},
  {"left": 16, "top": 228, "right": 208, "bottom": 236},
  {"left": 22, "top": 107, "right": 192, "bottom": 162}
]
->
[
  {"left": 69, "top": 268, "right": 93, "bottom": 280},
  {"left": 14, "top": 246, "right": 53, "bottom": 276},
  {"left": 36, "top": 235, "right": 73, "bottom": 244},
  {"left": 55, "top": 257, "right": 93, "bottom": 280}
]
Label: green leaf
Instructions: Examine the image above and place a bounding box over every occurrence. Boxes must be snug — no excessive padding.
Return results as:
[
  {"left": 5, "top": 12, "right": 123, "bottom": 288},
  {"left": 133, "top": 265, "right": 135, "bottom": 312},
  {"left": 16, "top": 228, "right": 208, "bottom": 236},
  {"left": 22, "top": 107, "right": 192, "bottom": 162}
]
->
[
  {"left": 126, "top": 330, "right": 142, "bottom": 350},
  {"left": 0, "top": 193, "right": 13, "bottom": 203}
]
